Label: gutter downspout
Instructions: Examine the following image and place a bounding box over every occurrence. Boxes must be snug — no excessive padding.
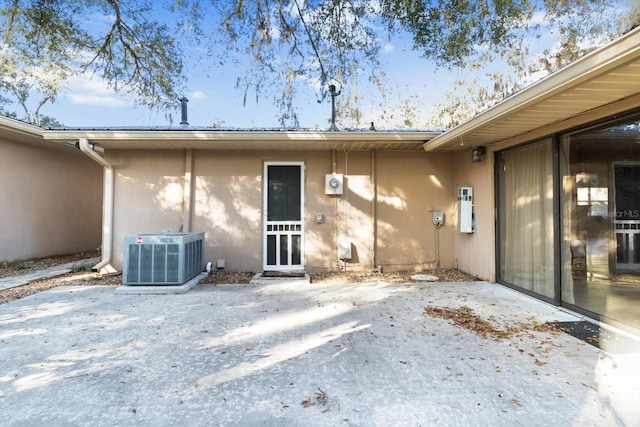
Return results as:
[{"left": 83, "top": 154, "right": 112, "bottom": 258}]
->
[
  {"left": 78, "top": 138, "right": 117, "bottom": 274},
  {"left": 182, "top": 149, "right": 194, "bottom": 233},
  {"left": 371, "top": 150, "right": 380, "bottom": 273}
]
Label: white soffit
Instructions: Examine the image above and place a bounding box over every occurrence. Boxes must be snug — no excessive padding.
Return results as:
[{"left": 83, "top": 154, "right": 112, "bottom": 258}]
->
[
  {"left": 42, "top": 130, "right": 442, "bottom": 151},
  {"left": 424, "top": 27, "right": 640, "bottom": 152}
]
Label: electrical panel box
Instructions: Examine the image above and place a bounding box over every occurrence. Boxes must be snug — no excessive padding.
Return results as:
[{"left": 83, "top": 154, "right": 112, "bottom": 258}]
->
[
  {"left": 458, "top": 187, "right": 475, "bottom": 233},
  {"left": 433, "top": 211, "right": 444, "bottom": 226},
  {"left": 325, "top": 173, "right": 344, "bottom": 195}
]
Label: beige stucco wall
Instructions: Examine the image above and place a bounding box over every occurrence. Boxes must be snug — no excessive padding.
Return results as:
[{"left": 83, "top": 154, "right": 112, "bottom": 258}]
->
[
  {"left": 0, "top": 138, "right": 103, "bottom": 261},
  {"left": 108, "top": 149, "right": 187, "bottom": 272},
  {"left": 373, "top": 151, "right": 456, "bottom": 271},
  {"left": 106, "top": 148, "right": 458, "bottom": 273},
  {"left": 451, "top": 150, "right": 496, "bottom": 281}
]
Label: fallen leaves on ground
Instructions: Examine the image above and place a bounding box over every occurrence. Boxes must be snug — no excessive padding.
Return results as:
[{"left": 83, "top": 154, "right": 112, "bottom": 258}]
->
[
  {"left": 0, "top": 251, "right": 100, "bottom": 279},
  {"left": 423, "top": 305, "right": 560, "bottom": 340},
  {"left": 1, "top": 251, "right": 476, "bottom": 305},
  {"left": 180, "top": 268, "right": 475, "bottom": 285},
  {"left": 301, "top": 388, "right": 333, "bottom": 412},
  {"left": 199, "top": 271, "right": 255, "bottom": 284},
  {"left": 310, "top": 268, "right": 474, "bottom": 284},
  {"left": 0, "top": 272, "right": 120, "bottom": 305},
  {"left": 424, "top": 306, "right": 503, "bottom": 338}
]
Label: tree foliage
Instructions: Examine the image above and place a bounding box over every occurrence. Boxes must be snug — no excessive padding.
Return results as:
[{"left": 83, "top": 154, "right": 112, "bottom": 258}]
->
[
  {"left": 1, "top": 0, "right": 183, "bottom": 125},
  {"left": 0, "top": 0, "right": 638, "bottom": 128}
]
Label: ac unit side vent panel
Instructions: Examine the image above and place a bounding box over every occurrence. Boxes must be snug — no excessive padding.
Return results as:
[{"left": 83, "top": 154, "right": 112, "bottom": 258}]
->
[{"left": 123, "top": 232, "right": 204, "bottom": 285}]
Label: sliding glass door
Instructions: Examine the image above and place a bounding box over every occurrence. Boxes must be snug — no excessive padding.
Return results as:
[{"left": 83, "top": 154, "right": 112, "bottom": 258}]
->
[
  {"left": 560, "top": 117, "right": 640, "bottom": 329},
  {"left": 497, "top": 115, "right": 640, "bottom": 330}
]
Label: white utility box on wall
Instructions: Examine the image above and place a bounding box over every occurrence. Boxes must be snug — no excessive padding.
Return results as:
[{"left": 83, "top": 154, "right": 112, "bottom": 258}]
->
[
  {"left": 433, "top": 211, "right": 444, "bottom": 227},
  {"left": 325, "top": 173, "right": 344, "bottom": 195},
  {"left": 458, "top": 187, "right": 475, "bottom": 233},
  {"left": 338, "top": 239, "right": 352, "bottom": 260}
]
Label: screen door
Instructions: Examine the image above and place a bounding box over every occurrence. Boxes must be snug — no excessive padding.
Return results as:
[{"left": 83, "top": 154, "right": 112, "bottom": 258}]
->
[{"left": 263, "top": 162, "right": 304, "bottom": 271}]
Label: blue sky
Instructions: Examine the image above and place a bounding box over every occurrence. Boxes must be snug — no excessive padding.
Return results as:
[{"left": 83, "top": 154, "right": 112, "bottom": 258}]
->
[
  {"left": 47, "top": 37, "right": 455, "bottom": 129},
  {"left": 28, "top": 4, "right": 482, "bottom": 130},
  {"left": 13, "top": 5, "right": 579, "bottom": 130}
]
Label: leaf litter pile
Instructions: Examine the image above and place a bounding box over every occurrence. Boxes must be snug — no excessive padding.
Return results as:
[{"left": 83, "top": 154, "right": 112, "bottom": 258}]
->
[
  {"left": 2, "top": 251, "right": 476, "bottom": 306},
  {"left": 424, "top": 305, "right": 559, "bottom": 340}
]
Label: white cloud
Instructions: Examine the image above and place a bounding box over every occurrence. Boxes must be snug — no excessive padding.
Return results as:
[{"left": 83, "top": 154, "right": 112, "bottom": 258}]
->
[
  {"left": 190, "top": 90, "right": 207, "bottom": 100},
  {"left": 529, "top": 10, "right": 547, "bottom": 26},
  {"left": 67, "top": 93, "right": 129, "bottom": 107},
  {"left": 382, "top": 43, "right": 394, "bottom": 54},
  {"left": 63, "top": 74, "right": 133, "bottom": 107}
]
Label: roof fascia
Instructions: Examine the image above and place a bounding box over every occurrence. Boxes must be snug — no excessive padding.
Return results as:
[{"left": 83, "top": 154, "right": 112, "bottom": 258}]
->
[{"left": 43, "top": 129, "right": 442, "bottom": 144}]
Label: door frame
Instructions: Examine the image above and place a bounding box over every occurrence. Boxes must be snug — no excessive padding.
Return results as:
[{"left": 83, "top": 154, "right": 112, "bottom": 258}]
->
[{"left": 262, "top": 161, "right": 305, "bottom": 271}]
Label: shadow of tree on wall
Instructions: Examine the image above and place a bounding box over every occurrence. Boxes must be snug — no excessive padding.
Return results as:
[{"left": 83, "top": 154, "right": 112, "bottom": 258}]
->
[{"left": 193, "top": 170, "right": 262, "bottom": 270}]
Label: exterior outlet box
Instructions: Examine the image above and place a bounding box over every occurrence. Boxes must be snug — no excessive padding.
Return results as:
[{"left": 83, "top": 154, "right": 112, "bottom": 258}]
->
[
  {"left": 325, "top": 173, "right": 344, "bottom": 195},
  {"left": 338, "top": 240, "right": 352, "bottom": 260},
  {"left": 458, "top": 187, "right": 474, "bottom": 233},
  {"left": 433, "top": 211, "right": 444, "bottom": 226}
]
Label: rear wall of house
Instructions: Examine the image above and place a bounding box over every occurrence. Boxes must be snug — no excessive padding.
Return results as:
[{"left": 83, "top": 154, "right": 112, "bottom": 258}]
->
[
  {"left": 107, "top": 148, "right": 456, "bottom": 273},
  {"left": 0, "top": 138, "right": 103, "bottom": 262}
]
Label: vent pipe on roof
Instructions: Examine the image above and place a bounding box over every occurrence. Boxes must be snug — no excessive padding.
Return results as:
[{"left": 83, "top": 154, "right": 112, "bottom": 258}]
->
[
  {"left": 180, "top": 97, "right": 189, "bottom": 126},
  {"left": 328, "top": 82, "right": 341, "bottom": 131}
]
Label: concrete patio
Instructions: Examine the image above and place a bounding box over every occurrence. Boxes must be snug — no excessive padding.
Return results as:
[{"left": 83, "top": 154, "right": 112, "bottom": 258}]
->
[{"left": 0, "top": 280, "right": 638, "bottom": 426}]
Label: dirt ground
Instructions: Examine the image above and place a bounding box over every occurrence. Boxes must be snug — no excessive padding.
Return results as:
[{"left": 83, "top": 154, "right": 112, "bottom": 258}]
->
[{"left": 0, "top": 252, "right": 474, "bottom": 305}]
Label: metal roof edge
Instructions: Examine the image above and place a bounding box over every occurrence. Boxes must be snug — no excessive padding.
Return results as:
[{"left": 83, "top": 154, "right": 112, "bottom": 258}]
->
[{"left": 423, "top": 26, "right": 640, "bottom": 152}]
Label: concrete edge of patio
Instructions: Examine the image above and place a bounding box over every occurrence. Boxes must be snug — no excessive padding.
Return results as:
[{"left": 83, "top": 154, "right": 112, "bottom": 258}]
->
[
  {"left": 0, "top": 257, "right": 100, "bottom": 291},
  {"left": 114, "top": 272, "right": 208, "bottom": 295}
]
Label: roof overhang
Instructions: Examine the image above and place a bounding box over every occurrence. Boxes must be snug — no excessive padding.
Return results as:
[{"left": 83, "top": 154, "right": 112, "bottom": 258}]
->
[
  {"left": 43, "top": 129, "right": 442, "bottom": 151},
  {"left": 0, "top": 116, "right": 43, "bottom": 144},
  {"left": 424, "top": 27, "right": 640, "bottom": 152}
]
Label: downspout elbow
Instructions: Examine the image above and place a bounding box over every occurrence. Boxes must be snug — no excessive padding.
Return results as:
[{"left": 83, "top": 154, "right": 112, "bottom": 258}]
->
[{"left": 78, "top": 138, "right": 117, "bottom": 274}]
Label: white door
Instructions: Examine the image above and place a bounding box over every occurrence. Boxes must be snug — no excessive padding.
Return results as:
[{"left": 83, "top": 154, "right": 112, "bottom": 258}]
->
[{"left": 263, "top": 162, "right": 305, "bottom": 271}]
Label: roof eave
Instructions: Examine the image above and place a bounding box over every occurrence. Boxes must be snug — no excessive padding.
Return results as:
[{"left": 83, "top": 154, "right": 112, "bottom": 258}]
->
[
  {"left": 42, "top": 129, "right": 441, "bottom": 142},
  {"left": 423, "top": 27, "right": 640, "bottom": 152},
  {"left": 0, "top": 116, "right": 44, "bottom": 141},
  {"left": 42, "top": 129, "right": 443, "bottom": 150}
]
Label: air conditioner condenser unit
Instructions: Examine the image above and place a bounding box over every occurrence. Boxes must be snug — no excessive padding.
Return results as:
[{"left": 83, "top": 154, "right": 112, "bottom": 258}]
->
[{"left": 123, "top": 232, "right": 204, "bottom": 285}]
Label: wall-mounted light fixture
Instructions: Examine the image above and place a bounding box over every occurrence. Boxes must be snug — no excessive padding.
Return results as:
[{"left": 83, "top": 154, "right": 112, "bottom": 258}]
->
[{"left": 471, "top": 146, "right": 487, "bottom": 163}]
